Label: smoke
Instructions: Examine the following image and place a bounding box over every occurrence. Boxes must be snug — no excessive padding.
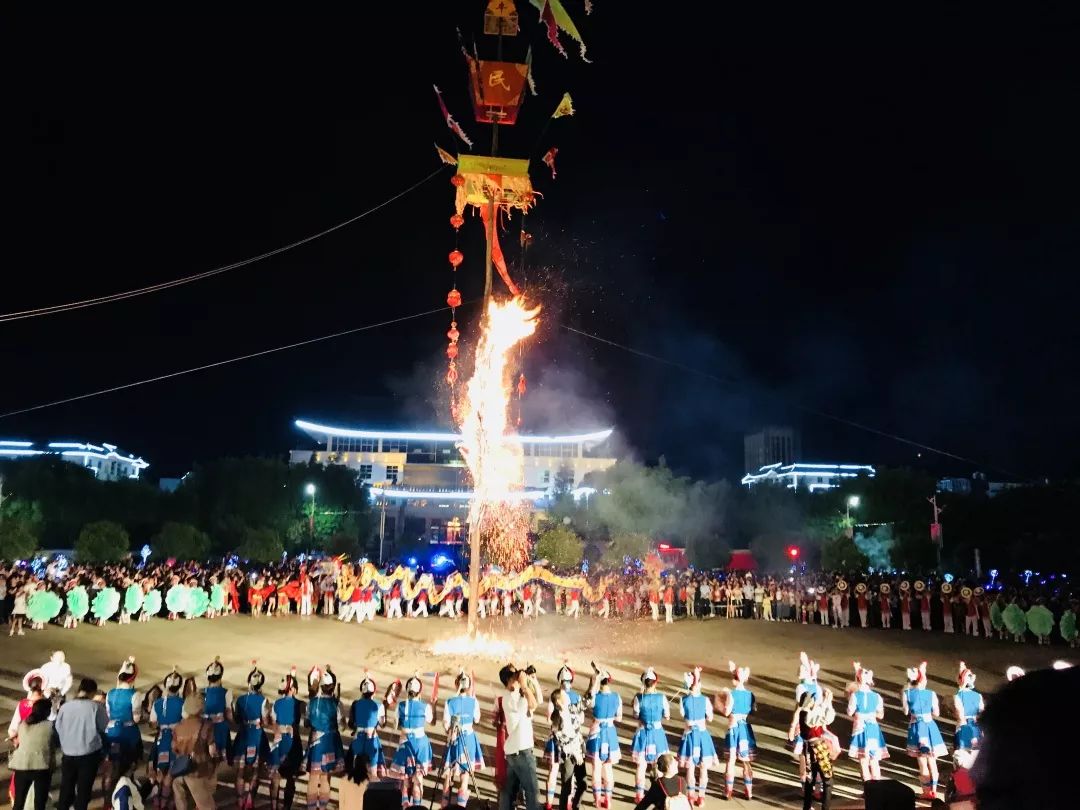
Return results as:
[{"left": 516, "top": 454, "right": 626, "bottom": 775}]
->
[{"left": 854, "top": 525, "right": 895, "bottom": 570}]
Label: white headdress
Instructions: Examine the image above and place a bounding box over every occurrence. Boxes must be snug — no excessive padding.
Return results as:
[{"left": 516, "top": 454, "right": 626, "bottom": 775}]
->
[
  {"left": 682, "top": 666, "right": 702, "bottom": 691},
  {"left": 906, "top": 661, "right": 928, "bottom": 686},
  {"left": 455, "top": 669, "right": 472, "bottom": 693},
  {"left": 640, "top": 667, "right": 657, "bottom": 685},
  {"left": 405, "top": 672, "right": 423, "bottom": 696},
  {"left": 729, "top": 660, "right": 750, "bottom": 686},
  {"left": 163, "top": 666, "right": 183, "bottom": 692},
  {"left": 799, "top": 651, "right": 819, "bottom": 682},
  {"left": 360, "top": 672, "right": 377, "bottom": 695},
  {"left": 556, "top": 664, "right": 575, "bottom": 685},
  {"left": 118, "top": 656, "right": 138, "bottom": 683},
  {"left": 1005, "top": 665, "right": 1026, "bottom": 682},
  {"left": 854, "top": 661, "right": 873, "bottom": 686},
  {"left": 957, "top": 661, "right": 975, "bottom": 689},
  {"left": 205, "top": 657, "right": 224, "bottom": 680}
]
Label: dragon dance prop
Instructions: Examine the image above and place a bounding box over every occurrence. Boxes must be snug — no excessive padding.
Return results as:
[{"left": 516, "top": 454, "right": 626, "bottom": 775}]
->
[
  {"left": 91, "top": 587, "right": 121, "bottom": 622},
  {"left": 124, "top": 584, "right": 144, "bottom": 615},
  {"left": 66, "top": 586, "right": 89, "bottom": 619},
  {"left": 335, "top": 562, "right": 613, "bottom": 605},
  {"left": 27, "top": 591, "right": 63, "bottom": 624}
]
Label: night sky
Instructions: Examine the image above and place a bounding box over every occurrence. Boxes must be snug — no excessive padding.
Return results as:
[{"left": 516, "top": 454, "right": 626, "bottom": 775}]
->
[{"left": 11, "top": 5, "right": 1080, "bottom": 482}]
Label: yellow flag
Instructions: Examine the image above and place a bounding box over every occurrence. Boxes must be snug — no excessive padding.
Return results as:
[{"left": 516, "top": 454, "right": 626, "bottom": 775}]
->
[
  {"left": 434, "top": 143, "right": 458, "bottom": 166},
  {"left": 552, "top": 92, "right": 575, "bottom": 119}
]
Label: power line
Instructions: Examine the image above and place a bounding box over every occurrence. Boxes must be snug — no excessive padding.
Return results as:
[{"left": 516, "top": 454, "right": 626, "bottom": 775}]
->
[
  {"left": 560, "top": 323, "right": 1017, "bottom": 475},
  {"left": 0, "top": 304, "right": 467, "bottom": 420},
  {"left": 0, "top": 166, "right": 448, "bottom": 324}
]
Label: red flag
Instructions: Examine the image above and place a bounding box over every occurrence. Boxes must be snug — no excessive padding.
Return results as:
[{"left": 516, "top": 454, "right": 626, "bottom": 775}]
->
[
  {"left": 538, "top": 1, "right": 566, "bottom": 57},
  {"left": 542, "top": 147, "right": 558, "bottom": 179},
  {"left": 433, "top": 85, "right": 474, "bottom": 148},
  {"left": 480, "top": 205, "right": 520, "bottom": 295},
  {"left": 430, "top": 671, "right": 441, "bottom": 706}
]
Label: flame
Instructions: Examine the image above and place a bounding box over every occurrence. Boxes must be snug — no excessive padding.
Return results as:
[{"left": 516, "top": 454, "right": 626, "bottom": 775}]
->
[
  {"left": 457, "top": 296, "right": 540, "bottom": 571},
  {"left": 431, "top": 632, "right": 515, "bottom": 659}
]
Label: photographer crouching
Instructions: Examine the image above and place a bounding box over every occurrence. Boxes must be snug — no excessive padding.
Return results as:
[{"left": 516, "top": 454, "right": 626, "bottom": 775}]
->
[{"left": 497, "top": 664, "right": 544, "bottom": 810}]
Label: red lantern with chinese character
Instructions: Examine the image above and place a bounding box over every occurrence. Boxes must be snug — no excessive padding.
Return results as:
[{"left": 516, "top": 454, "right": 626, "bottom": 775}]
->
[
  {"left": 447, "top": 289, "right": 462, "bottom": 308},
  {"left": 450, "top": 213, "right": 464, "bottom": 229},
  {"left": 448, "top": 249, "right": 464, "bottom": 268}
]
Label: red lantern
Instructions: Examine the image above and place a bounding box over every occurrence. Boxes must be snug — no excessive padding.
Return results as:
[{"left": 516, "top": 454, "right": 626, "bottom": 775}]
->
[
  {"left": 446, "top": 289, "right": 462, "bottom": 309},
  {"left": 450, "top": 213, "right": 464, "bottom": 229},
  {"left": 448, "top": 249, "right": 464, "bottom": 268},
  {"left": 447, "top": 322, "right": 460, "bottom": 342},
  {"left": 446, "top": 342, "right": 459, "bottom": 359},
  {"left": 451, "top": 175, "right": 465, "bottom": 187},
  {"left": 517, "top": 373, "right": 527, "bottom": 396}
]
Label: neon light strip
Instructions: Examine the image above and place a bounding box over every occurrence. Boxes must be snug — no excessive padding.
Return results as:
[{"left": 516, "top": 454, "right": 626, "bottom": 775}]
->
[
  {"left": 296, "top": 419, "right": 613, "bottom": 445},
  {"left": 371, "top": 487, "right": 547, "bottom": 501},
  {"left": 0, "top": 440, "right": 34, "bottom": 447},
  {"left": 59, "top": 450, "right": 149, "bottom": 469},
  {"left": 0, "top": 449, "right": 43, "bottom": 456}
]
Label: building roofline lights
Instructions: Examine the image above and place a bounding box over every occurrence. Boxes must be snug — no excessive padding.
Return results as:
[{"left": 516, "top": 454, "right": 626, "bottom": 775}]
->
[
  {"left": 295, "top": 419, "right": 614, "bottom": 446},
  {"left": 59, "top": 450, "right": 149, "bottom": 470},
  {"left": 370, "top": 486, "right": 548, "bottom": 502},
  {"left": 741, "top": 463, "right": 875, "bottom": 486},
  {"left": 0, "top": 440, "right": 35, "bottom": 447},
  {"left": 0, "top": 448, "right": 44, "bottom": 456}
]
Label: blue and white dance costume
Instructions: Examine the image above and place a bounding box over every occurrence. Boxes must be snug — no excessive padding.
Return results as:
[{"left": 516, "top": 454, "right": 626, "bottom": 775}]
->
[
  {"left": 953, "top": 688, "right": 983, "bottom": 752},
  {"left": 202, "top": 684, "right": 233, "bottom": 756},
  {"left": 350, "top": 696, "right": 387, "bottom": 768},
  {"left": 631, "top": 692, "right": 670, "bottom": 763},
  {"left": 586, "top": 690, "right": 623, "bottom": 764},
  {"left": 233, "top": 691, "right": 269, "bottom": 766},
  {"left": 443, "top": 694, "right": 484, "bottom": 771},
  {"left": 902, "top": 686, "right": 948, "bottom": 757},
  {"left": 390, "top": 698, "right": 434, "bottom": 777},
  {"left": 150, "top": 693, "right": 185, "bottom": 771},
  {"left": 847, "top": 689, "right": 889, "bottom": 760},
  {"left": 723, "top": 687, "right": 757, "bottom": 761},
  {"left": 268, "top": 693, "right": 302, "bottom": 773},
  {"left": 545, "top": 688, "right": 582, "bottom": 762},
  {"left": 677, "top": 694, "right": 717, "bottom": 768},
  {"left": 307, "top": 695, "right": 345, "bottom": 773},
  {"left": 105, "top": 687, "right": 143, "bottom": 763}
]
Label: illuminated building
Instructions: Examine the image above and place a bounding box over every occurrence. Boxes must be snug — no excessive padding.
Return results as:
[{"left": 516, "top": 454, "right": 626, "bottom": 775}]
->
[
  {"left": 743, "top": 426, "right": 801, "bottom": 476},
  {"left": 290, "top": 419, "right": 617, "bottom": 550},
  {"left": 740, "top": 461, "right": 875, "bottom": 492},
  {"left": 0, "top": 440, "right": 149, "bottom": 481}
]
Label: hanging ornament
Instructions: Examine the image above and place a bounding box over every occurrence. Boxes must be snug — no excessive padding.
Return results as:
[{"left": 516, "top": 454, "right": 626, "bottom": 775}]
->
[
  {"left": 517, "top": 373, "right": 527, "bottom": 396},
  {"left": 447, "top": 289, "right": 462, "bottom": 308},
  {"left": 446, "top": 342, "right": 459, "bottom": 359},
  {"left": 447, "top": 322, "right": 460, "bottom": 342},
  {"left": 446, "top": 361, "right": 458, "bottom": 385},
  {"left": 448, "top": 249, "right": 464, "bottom": 268},
  {"left": 451, "top": 174, "right": 466, "bottom": 187},
  {"left": 450, "top": 213, "right": 465, "bottom": 229}
]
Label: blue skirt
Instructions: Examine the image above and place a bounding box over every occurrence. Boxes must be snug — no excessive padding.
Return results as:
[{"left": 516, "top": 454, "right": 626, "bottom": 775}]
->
[
  {"left": 152, "top": 728, "right": 175, "bottom": 772},
  {"left": 232, "top": 726, "right": 269, "bottom": 766},
  {"left": 631, "top": 727, "right": 670, "bottom": 764},
  {"left": 446, "top": 730, "right": 485, "bottom": 772},
  {"left": 268, "top": 732, "right": 301, "bottom": 772},
  {"left": 350, "top": 732, "right": 386, "bottom": 766},
  {"left": 391, "top": 734, "right": 434, "bottom": 776},
  {"left": 586, "top": 725, "right": 621, "bottom": 763},
  {"left": 849, "top": 722, "right": 889, "bottom": 761},
  {"left": 307, "top": 731, "right": 345, "bottom": 773},
  {"left": 726, "top": 721, "right": 756, "bottom": 761},
  {"left": 678, "top": 729, "right": 717, "bottom": 767},
  {"left": 211, "top": 721, "right": 232, "bottom": 759},
  {"left": 955, "top": 720, "right": 980, "bottom": 752},
  {"left": 906, "top": 719, "right": 948, "bottom": 757},
  {"left": 105, "top": 725, "right": 143, "bottom": 763}
]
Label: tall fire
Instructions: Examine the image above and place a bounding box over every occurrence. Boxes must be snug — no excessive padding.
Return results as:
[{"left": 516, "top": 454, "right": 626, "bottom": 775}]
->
[{"left": 457, "top": 295, "right": 540, "bottom": 572}]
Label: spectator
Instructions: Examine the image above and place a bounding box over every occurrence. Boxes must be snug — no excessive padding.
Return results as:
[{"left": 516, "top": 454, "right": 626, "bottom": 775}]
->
[
  {"left": 10, "top": 698, "right": 55, "bottom": 810},
  {"left": 633, "top": 753, "right": 687, "bottom": 810},
  {"left": 171, "top": 692, "right": 220, "bottom": 810},
  {"left": 498, "top": 663, "right": 540, "bottom": 810},
  {"left": 55, "top": 679, "right": 108, "bottom": 810}
]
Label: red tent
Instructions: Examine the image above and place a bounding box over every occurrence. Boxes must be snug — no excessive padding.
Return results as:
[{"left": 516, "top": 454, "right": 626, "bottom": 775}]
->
[{"left": 727, "top": 549, "right": 758, "bottom": 572}]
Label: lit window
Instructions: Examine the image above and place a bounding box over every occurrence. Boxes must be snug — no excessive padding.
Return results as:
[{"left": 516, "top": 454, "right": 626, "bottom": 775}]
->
[{"left": 386, "top": 465, "right": 399, "bottom": 484}]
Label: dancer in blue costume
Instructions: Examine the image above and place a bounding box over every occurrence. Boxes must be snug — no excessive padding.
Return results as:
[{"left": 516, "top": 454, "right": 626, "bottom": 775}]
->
[
  {"left": 677, "top": 667, "right": 716, "bottom": 807},
  {"left": 953, "top": 662, "right": 984, "bottom": 752},
  {"left": 148, "top": 667, "right": 186, "bottom": 809},
  {"left": 717, "top": 661, "right": 756, "bottom": 801},
  {"left": 349, "top": 674, "right": 386, "bottom": 780},
  {"left": 846, "top": 662, "right": 889, "bottom": 782},
  {"left": 902, "top": 661, "right": 948, "bottom": 800},
  {"left": 103, "top": 657, "right": 143, "bottom": 802},
  {"left": 630, "top": 667, "right": 670, "bottom": 803},
  {"left": 233, "top": 662, "right": 270, "bottom": 809},
  {"left": 440, "top": 670, "right": 483, "bottom": 809},
  {"left": 306, "top": 666, "right": 344, "bottom": 810},
  {"left": 202, "top": 657, "right": 233, "bottom": 758},
  {"left": 390, "top": 673, "right": 433, "bottom": 809},
  {"left": 268, "top": 669, "right": 304, "bottom": 810},
  {"left": 585, "top": 663, "right": 622, "bottom": 809}
]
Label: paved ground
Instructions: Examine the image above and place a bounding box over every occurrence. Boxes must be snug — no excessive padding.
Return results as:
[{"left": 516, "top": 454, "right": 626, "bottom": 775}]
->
[{"left": 1, "top": 611, "right": 1071, "bottom": 808}]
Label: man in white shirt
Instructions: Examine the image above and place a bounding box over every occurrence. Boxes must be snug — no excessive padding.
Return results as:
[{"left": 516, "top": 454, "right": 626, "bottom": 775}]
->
[{"left": 498, "top": 664, "right": 540, "bottom": 810}]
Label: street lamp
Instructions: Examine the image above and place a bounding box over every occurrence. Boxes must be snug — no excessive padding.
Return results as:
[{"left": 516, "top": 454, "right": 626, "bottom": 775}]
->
[
  {"left": 846, "top": 495, "right": 860, "bottom": 520},
  {"left": 306, "top": 484, "right": 316, "bottom": 538}
]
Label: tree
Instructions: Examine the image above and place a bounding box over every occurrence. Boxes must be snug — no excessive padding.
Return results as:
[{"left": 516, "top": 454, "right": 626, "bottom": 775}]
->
[
  {"left": 75, "top": 520, "right": 130, "bottom": 562},
  {"left": 821, "top": 532, "right": 869, "bottom": 572},
  {"left": 535, "top": 524, "right": 585, "bottom": 568},
  {"left": 0, "top": 520, "right": 37, "bottom": 560},
  {"left": 152, "top": 522, "right": 211, "bottom": 561},
  {"left": 602, "top": 532, "right": 650, "bottom": 566},
  {"left": 236, "top": 527, "right": 284, "bottom": 564}
]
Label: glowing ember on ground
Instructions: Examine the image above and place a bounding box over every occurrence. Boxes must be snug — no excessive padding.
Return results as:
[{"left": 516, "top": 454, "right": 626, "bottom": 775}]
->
[
  {"left": 431, "top": 632, "right": 514, "bottom": 659},
  {"left": 457, "top": 296, "right": 540, "bottom": 571}
]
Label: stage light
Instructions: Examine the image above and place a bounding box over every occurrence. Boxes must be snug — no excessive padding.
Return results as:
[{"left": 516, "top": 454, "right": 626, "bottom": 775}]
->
[{"left": 788, "top": 546, "right": 800, "bottom": 559}]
